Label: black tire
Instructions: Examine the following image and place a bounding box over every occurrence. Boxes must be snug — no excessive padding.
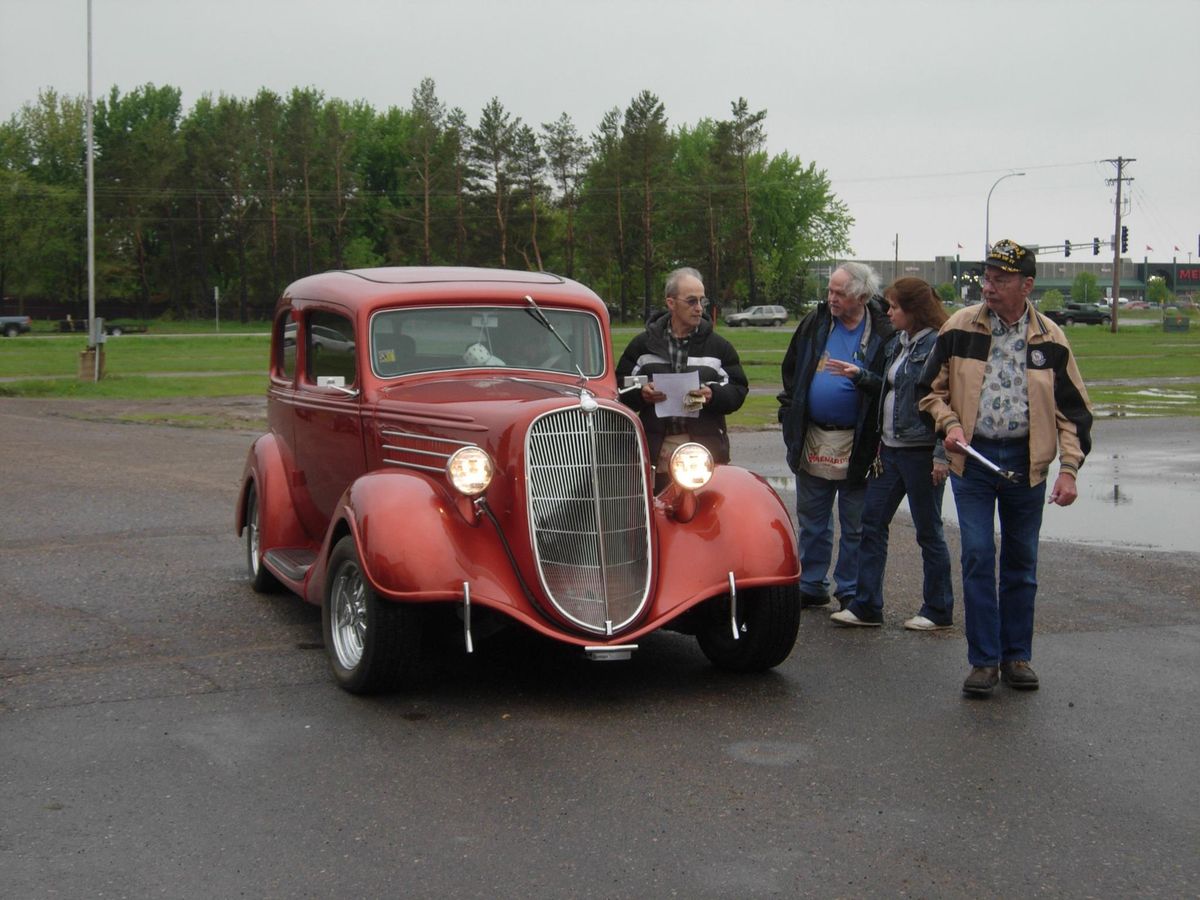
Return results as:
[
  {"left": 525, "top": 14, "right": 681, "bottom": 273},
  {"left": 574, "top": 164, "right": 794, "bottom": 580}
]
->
[
  {"left": 1101, "top": 316, "right": 1111, "bottom": 325},
  {"left": 696, "top": 583, "right": 800, "bottom": 672},
  {"left": 109, "top": 325, "right": 123, "bottom": 336},
  {"left": 1063, "top": 317, "right": 1074, "bottom": 326},
  {"left": 2, "top": 325, "right": 17, "bottom": 338},
  {"left": 322, "top": 535, "right": 424, "bottom": 694},
  {"left": 244, "top": 484, "right": 281, "bottom": 593},
  {"left": 774, "top": 318, "right": 786, "bottom": 327}
]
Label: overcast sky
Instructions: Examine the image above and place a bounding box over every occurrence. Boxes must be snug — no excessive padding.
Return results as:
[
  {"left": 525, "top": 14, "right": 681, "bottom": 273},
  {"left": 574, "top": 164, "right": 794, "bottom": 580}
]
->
[{"left": 3, "top": 0, "right": 1197, "bottom": 266}]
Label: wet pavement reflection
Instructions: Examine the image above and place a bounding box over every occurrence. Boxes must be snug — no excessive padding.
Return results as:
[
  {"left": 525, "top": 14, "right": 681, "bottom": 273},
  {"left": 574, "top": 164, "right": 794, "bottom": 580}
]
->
[{"left": 756, "top": 425, "right": 1199, "bottom": 554}]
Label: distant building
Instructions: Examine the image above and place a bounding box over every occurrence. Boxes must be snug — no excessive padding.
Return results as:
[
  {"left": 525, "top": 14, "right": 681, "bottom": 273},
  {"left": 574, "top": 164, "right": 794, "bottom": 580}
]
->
[{"left": 832, "top": 253, "right": 1196, "bottom": 304}]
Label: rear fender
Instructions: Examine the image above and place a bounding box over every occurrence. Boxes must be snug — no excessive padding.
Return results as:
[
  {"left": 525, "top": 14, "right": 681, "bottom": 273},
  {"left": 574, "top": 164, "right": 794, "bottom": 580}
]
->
[{"left": 237, "top": 435, "right": 310, "bottom": 554}]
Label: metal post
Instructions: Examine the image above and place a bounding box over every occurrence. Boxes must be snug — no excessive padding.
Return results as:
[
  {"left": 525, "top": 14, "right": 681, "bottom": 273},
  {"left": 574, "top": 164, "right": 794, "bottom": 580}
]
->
[
  {"left": 1106, "top": 156, "right": 1134, "bottom": 333},
  {"left": 985, "top": 172, "right": 1025, "bottom": 258},
  {"left": 86, "top": 0, "right": 98, "bottom": 381}
]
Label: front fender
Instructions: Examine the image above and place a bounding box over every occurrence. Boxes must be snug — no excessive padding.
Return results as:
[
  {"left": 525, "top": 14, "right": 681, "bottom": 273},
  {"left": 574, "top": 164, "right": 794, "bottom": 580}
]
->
[
  {"left": 638, "top": 465, "right": 799, "bottom": 627},
  {"left": 337, "top": 471, "right": 532, "bottom": 614}
]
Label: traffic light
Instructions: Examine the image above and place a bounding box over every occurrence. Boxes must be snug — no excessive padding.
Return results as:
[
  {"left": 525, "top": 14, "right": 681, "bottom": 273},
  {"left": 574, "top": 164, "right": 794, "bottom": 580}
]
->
[
  {"left": 1064, "top": 240, "right": 1071, "bottom": 257},
  {"left": 1093, "top": 237, "right": 1100, "bottom": 255},
  {"left": 1121, "top": 225, "right": 1129, "bottom": 253}
]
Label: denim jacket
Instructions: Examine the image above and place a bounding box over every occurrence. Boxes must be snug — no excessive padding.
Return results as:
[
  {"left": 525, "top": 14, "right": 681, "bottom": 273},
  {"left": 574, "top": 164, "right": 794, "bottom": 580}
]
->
[{"left": 877, "top": 328, "right": 946, "bottom": 463}]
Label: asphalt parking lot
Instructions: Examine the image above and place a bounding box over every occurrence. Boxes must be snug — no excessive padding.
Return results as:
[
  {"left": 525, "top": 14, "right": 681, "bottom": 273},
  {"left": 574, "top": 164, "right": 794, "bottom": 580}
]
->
[{"left": 1, "top": 398, "right": 1197, "bottom": 898}]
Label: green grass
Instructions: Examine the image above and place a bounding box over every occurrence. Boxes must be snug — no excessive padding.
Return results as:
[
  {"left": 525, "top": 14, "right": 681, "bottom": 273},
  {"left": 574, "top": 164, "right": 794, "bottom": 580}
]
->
[
  {"left": 25, "top": 317, "right": 273, "bottom": 336},
  {"left": 3, "top": 316, "right": 1197, "bottom": 422},
  {"left": 0, "top": 334, "right": 268, "bottom": 379},
  {"left": 1046, "top": 327, "right": 1200, "bottom": 381}
]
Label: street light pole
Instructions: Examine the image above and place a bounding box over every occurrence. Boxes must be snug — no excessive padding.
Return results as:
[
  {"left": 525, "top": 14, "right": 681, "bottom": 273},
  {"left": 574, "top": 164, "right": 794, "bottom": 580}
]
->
[
  {"left": 86, "top": 0, "right": 100, "bottom": 382},
  {"left": 985, "top": 171, "right": 1026, "bottom": 258}
]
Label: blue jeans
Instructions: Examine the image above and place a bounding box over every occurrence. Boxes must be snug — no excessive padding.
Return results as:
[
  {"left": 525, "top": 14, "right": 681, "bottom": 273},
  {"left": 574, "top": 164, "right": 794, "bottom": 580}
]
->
[
  {"left": 849, "top": 445, "right": 954, "bottom": 624},
  {"left": 795, "top": 469, "right": 866, "bottom": 600},
  {"left": 950, "top": 436, "right": 1046, "bottom": 667}
]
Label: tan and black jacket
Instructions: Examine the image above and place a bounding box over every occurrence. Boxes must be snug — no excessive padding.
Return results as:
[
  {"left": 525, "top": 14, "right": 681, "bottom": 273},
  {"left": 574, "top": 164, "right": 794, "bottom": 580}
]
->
[{"left": 917, "top": 302, "right": 1092, "bottom": 487}]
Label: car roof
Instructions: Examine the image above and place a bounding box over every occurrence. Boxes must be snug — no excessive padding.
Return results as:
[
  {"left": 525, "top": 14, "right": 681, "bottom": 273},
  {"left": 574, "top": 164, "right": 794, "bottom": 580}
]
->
[{"left": 281, "top": 267, "right": 605, "bottom": 316}]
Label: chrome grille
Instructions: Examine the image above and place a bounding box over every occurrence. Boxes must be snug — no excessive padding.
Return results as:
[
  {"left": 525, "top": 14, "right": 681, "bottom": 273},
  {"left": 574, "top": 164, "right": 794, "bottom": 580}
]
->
[{"left": 526, "top": 405, "right": 651, "bottom": 634}]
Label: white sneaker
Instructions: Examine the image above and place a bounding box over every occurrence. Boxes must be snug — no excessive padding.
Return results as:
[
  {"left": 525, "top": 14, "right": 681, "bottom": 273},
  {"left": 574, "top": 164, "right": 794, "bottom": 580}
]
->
[
  {"left": 903, "top": 615, "right": 952, "bottom": 631},
  {"left": 830, "top": 608, "right": 882, "bottom": 627}
]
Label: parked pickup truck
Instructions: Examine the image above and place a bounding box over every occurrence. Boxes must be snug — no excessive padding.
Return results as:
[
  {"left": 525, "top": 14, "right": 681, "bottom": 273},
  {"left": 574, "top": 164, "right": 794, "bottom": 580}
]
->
[
  {"left": 1, "top": 315, "right": 32, "bottom": 337},
  {"left": 1043, "top": 302, "right": 1111, "bottom": 326},
  {"left": 58, "top": 318, "right": 148, "bottom": 336}
]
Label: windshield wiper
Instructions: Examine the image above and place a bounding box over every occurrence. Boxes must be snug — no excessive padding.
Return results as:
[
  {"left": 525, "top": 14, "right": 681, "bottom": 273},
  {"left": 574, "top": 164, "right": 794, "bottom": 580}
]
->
[{"left": 524, "top": 294, "right": 586, "bottom": 382}]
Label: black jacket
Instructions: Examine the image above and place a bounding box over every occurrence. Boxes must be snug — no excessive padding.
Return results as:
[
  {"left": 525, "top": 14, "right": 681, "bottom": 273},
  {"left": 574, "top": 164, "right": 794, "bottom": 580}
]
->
[
  {"left": 777, "top": 298, "right": 894, "bottom": 483},
  {"left": 616, "top": 311, "right": 748, "bottom": 464}
]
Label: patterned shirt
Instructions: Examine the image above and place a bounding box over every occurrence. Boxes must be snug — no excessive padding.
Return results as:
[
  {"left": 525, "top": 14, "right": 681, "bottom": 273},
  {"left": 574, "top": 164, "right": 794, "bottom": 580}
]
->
[{"left": 974, "top": 309, "right": 1030, "bottom": 439}]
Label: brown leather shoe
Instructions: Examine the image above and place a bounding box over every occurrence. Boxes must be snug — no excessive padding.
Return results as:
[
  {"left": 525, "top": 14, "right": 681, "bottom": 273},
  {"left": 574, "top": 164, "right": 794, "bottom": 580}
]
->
[
  {"left": 1000, "top": 660, "right": 1040, "bottom": 690},
  {"left": 962, "top": 666, "right": 999, "bottom": 697}
]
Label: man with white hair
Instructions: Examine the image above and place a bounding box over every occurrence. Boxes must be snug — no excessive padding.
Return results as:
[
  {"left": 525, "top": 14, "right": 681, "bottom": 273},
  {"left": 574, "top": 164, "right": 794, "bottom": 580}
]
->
[{"left": 778, "top": 263, "right": 894, "bottom": 610}]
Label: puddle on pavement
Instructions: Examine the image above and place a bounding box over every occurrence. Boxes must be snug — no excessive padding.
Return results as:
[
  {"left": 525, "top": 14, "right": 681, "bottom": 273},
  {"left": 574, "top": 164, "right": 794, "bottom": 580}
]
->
[
  {"left": 764, "top": 453, "right": 1199, "bottom": 554},
  {"left": 1092, "top": 387, "right": 1198, "bottom": 418}
]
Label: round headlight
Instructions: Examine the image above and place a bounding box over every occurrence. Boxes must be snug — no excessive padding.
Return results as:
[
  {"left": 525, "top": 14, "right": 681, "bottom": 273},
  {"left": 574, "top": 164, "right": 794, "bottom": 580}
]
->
[
  {"left": 446, "top": 446, "right": 493, "bottom": 496},
  {"left": 669, "top": 442, "right": 714, "bottom": 491}
]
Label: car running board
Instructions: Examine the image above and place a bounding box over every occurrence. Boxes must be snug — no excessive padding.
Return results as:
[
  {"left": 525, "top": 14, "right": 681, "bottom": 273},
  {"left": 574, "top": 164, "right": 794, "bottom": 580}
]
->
[{"left": 263, "top": 548, "right": 317, "bottom": 582}]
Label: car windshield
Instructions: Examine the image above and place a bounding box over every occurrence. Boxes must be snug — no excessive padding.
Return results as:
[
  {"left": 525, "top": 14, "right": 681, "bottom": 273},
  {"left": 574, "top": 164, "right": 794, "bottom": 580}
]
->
[{"left": 371, "top": 305, "right": 605, "bottom": 378}]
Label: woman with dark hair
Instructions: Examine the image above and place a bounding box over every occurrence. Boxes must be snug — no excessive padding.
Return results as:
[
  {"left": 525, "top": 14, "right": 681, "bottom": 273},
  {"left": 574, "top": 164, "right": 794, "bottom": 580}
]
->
[{"left": 825, "top": 277, "right": 955, "bottom": 630}]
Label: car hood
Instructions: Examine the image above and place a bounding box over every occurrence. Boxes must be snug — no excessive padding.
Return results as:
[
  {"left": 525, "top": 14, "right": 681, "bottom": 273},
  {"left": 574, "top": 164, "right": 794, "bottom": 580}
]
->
[
  {"left": 375, "top": 374, "right": 607, "bottom": 406},
  {"left": 371, "top": 374, "right": 626, "bottom": 435}
]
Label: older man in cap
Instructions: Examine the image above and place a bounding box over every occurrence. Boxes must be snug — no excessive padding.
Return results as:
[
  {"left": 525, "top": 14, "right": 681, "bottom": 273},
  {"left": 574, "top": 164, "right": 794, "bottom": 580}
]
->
[{"left": 919, "top": 239, "right": 1092, "bottom": 697}]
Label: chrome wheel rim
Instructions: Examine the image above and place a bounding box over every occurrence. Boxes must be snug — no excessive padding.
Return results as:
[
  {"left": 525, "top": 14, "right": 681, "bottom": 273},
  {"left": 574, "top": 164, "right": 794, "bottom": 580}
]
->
[
  {"left": 247, "top": 491, "right": 261, "bottom": 576},
  {"left": 330, "top": 561, "right": 367, "bottom": 670}
]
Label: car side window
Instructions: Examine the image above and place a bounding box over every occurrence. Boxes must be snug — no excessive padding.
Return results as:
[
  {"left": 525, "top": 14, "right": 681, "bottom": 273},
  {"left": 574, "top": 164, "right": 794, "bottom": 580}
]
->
[
  {"left": 277, "top": 314, "right": 297, "bottom": 381},
  {"left": 307, "top": 311, "right": 356, "bottom": 388}
]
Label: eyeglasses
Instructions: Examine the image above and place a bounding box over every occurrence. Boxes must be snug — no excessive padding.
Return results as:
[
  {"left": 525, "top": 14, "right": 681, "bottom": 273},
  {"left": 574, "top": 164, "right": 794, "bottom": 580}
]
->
[
  {"left": 672, "top": 295, "right": 709, "bottom": 308},
  {"left": 982, "top": 272, "right": 1020, "bottom": 287}
]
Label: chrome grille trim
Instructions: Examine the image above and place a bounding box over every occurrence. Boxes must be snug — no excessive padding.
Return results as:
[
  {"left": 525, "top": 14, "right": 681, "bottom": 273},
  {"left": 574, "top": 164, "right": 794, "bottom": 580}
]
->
[
  {"left": 380, "top": 429, "right": 473, "bottom": 472},
  {"left": 526, "top": 405, "right": 651, "bottom": 634},
  {"left": 380, "top": 429, "right": 476, "bottom": 447}
]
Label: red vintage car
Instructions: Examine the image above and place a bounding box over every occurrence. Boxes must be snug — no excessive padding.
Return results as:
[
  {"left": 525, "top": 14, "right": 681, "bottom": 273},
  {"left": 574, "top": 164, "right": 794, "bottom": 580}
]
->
[{"left": 237, "top": 267, "right": 800, "bottom": 692}]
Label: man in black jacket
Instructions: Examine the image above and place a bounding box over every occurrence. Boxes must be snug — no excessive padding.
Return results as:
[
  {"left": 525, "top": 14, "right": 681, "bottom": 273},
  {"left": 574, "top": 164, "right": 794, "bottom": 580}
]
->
[
  {"left": 777, "top": 262, "right": 893, "bottom": 609},
  {"left": 616, "top": 267, "right": 748, "bottom": 488}
]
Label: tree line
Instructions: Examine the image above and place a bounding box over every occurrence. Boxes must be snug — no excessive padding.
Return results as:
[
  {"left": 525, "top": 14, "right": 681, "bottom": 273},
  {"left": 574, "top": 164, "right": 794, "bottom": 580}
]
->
[{"left": 0, "top": 78, "right": 852, "bottom": 322}]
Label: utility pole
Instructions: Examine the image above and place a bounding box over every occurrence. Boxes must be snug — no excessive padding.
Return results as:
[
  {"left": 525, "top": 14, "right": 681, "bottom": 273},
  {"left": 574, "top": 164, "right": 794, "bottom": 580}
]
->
[{"left": 1104, "top": 156, "right": 1134, "bottom": 333}]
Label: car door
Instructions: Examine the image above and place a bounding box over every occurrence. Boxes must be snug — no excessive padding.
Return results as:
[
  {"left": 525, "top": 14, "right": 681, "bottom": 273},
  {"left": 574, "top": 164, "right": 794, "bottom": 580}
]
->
[{"left": 292, "top": 309, "right": 367, "bottom": 535}]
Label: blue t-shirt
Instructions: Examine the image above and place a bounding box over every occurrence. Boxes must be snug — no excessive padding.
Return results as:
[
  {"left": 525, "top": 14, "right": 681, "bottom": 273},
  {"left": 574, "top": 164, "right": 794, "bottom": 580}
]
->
[{"left": 807, "top": 316, "right": 866, "bottom": 426}]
